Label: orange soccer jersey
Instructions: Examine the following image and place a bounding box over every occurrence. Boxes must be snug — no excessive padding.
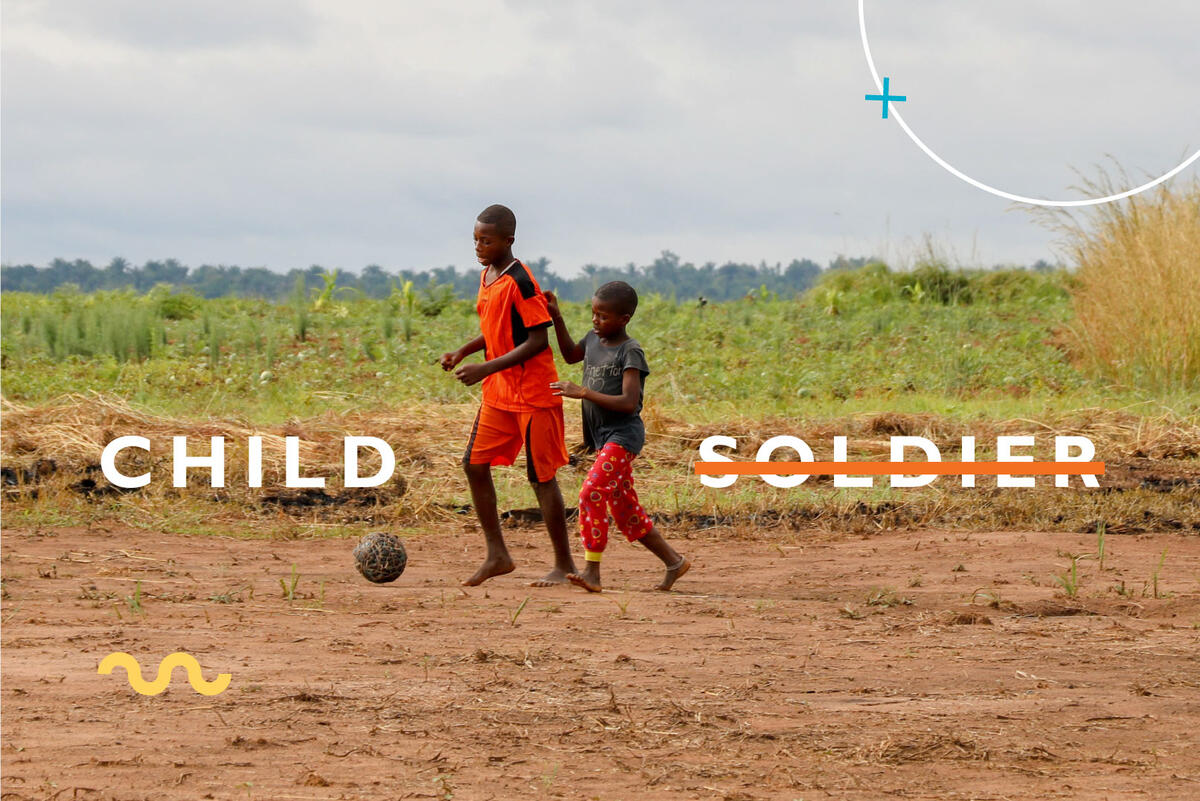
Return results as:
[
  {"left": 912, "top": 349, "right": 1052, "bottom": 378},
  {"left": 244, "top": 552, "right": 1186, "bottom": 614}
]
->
[{"left": 476, "top": 260, "right": 561, "bottom": 411}]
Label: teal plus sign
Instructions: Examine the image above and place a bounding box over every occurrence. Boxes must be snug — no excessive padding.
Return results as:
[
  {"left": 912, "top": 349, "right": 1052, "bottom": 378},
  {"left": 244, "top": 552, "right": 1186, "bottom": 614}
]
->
[{"left": 865, "top": 77, "right": 906, "bottom": 119}]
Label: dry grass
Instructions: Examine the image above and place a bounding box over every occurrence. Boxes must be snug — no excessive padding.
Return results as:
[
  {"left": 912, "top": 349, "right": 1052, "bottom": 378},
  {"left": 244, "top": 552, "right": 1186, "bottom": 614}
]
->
[
  {"left": 2, "top": 395, "right": 1198, "bottom": 536},
  {"left": 1043, "top": 174, "right": 1200, "bottom": 391},
  {"left": 660, "top": 408, "right": 1200, "bottom": 461},
  {"left": 0, "top": 393, "right": 470, "bottom": 526}
]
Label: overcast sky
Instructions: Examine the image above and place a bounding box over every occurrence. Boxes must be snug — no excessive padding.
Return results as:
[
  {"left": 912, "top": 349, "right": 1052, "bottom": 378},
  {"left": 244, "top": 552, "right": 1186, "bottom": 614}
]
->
[{"left": 3, "top": 0, "right": 1197, "bottom": 275}]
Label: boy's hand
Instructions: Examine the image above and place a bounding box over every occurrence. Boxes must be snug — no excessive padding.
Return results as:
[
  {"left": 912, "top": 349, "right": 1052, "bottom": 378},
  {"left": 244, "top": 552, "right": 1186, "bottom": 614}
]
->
[
  {"left": 439, "top": 350, "right": 463, "bottom": 371},
  {"left": 454, "top": 362, "right": 491, "bottom": 386},
  {"left": 543, "top": 290, "right": 561, "bottom": 320},
  {"left": 549, "top": 380, "right": 585, "bottom": 400}
]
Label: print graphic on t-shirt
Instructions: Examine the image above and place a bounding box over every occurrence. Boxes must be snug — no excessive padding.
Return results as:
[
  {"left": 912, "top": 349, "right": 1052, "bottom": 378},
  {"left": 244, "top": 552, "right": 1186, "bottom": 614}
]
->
[
  {"left": 580, "top": 332, "right": 650, "bottom": 455},
  {"left": 585, "top": 361, "right": 624, "bottom": 389}
]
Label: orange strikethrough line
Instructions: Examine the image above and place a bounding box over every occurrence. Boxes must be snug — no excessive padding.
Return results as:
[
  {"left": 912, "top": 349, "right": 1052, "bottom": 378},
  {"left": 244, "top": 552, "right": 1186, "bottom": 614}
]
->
[{"left": 692, "top": 461, "right": 1105, "bottom": 476}]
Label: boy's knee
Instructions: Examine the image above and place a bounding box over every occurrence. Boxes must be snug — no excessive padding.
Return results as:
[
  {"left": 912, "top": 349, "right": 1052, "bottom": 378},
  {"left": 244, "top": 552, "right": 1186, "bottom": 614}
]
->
[
  {"left": 529, "top": 476, "right": 560, "bottom": 493},
  {"left": 463, "top": 460, "right": 489, "bottom": 479}
]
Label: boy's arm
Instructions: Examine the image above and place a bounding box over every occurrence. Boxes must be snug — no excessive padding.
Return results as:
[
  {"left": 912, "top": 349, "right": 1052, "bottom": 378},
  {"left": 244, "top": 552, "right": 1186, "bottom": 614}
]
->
[
  {"left": 544, "top": 291, "right": 585, "bottom": 364},
  {"left": 440, "top": 334, "right": 485, "bottom": 371},
  {"left": 550, "top": 368, "right": 641, "bottom": 415},
  {"left": 454, "top": 326, "right": 549, "bottom": 386}
]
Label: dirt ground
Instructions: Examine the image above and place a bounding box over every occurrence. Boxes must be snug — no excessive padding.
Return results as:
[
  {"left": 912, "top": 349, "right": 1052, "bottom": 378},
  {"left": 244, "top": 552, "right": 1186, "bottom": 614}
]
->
[{"left": 2, "top": 520, "right": 1198, "bottom": 801}]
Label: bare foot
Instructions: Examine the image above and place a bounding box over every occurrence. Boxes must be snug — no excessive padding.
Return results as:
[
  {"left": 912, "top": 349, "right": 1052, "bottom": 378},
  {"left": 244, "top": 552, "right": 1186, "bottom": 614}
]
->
[
  {"left": 568, "top": 574, "right": 602, "bottom": 593},
  {"left": 567, "top": 563, "right": 602, "bottom": 592},
  {"left": 462, "top": 555, "right": 515, "bottom": 586},
  {"left": 656, "top": 556, "right": 690, "bottom": 591},
  {"left": 529, "top": 566, "right": 572, "bottom": 587}
]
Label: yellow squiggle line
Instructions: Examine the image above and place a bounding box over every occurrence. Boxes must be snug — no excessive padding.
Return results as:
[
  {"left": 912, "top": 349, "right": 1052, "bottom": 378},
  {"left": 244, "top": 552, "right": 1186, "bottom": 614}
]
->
[{"left": 98, "top": 652, "right": 231, "bottom": 696}]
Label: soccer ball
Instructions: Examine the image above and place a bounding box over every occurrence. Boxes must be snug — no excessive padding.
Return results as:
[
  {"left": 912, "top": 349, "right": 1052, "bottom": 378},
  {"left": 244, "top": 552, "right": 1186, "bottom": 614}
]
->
[{"left": 353, "top": 532, "right": 408, "bottom": 584}]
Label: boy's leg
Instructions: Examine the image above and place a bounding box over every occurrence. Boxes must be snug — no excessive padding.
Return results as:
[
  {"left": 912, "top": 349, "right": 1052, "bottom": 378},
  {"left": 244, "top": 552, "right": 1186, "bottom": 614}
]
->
[
  {"left": 462, "top": 462, "right": 515, "bottom": 586},
  {"left": 568, "top": 445, "right": 619, "bottom": 592},
  {"left": 608, "top": 447, "right": 690, "bottom": 591},
  {"left": 529, "top": 477, "right": 576, "bottom": 586},
  {"left": 525, "top": 408, "right": 576, "bottom": 586},
  {"left": 461, "top": 406, "right": 522, "bottom": 586},
  {"left": 636, "top": 527, "right": 690, "bottom": 591}
]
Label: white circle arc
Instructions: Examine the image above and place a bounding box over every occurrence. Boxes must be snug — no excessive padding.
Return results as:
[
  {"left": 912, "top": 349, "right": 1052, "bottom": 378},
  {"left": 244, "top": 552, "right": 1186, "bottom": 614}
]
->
[{"left": 858, "top": 0, "right": 1200, "bottom": 207}]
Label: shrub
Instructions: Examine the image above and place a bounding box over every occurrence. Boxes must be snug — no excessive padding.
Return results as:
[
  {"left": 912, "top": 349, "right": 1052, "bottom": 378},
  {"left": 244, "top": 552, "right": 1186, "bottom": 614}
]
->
[
  {"left": 895, "top": 263, "right": 973, "bottom": 305},
  {"left": 1047, "top": 176, "right": 1200, "bottom": 391},
  {"left": 149, "top": 286, "right": 200, "bottom": 320}
]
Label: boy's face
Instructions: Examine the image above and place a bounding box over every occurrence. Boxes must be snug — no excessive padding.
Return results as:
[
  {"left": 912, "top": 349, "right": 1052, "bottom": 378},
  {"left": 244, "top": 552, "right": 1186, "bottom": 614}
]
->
[
  {"left": 473, "top": 221, "right": 514, "bottom": 267},
  {"left": 591, "top": 298, "right": 630, "bottom": 339}
]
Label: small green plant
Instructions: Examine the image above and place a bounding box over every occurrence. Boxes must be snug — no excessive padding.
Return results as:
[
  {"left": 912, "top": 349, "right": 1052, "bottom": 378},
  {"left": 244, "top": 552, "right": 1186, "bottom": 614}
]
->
[
  {"left": 538, "top": 762, "right": 561, "bottom": 792},
  {"left": 311, "top": 269, "right": 340, "bottom": 311},
  {"left": 1095, "top": 522, "right": 1107, "bottom": 571},
  {"left": 839, "top": 604, "right": 864, "bottom": 620},
  {"left": 1149, "top": 548, "right": 1168, "bottom": 599},
  {"left": 390, "top": 280, "right": 417, "bottom": 341},
  {"left": 970, "top": 588, "right": 1005, "bottom": 608},
  {"left": 207, "top": 322, "right": 222, "bottom": 371},
  {"left": 822, "top": 287, "right": 843, "bottom": 316},
  {"left": 902, "top": 280, "right": 927, "bottom": 303},
  {"left": 279, "top": 564, "right": 300, "bottom": 602},
  {"left": 125, "top": 580, "right": 145, "bottom": 616},
  {"left": 303, "top": 580, "right": 326, "bottom": 610},
  {"left": 509, "top": 595, "right": 530, "bottom": 626},
  {"left": 290, "top": 274, "right": 310, "bottom": 341},
  {"left": 611, "top": 589, "right": 633, "bottom": 618},
  {"left": 1054, "top": 554, "right": 1082, "bottom": 598}
]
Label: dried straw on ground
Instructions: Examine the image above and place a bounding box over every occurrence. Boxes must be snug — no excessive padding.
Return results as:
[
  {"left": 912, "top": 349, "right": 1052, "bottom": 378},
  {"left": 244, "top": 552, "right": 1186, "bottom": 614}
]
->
[{"left": 2, "top": 394, "right": 1197, "bottom": 534}]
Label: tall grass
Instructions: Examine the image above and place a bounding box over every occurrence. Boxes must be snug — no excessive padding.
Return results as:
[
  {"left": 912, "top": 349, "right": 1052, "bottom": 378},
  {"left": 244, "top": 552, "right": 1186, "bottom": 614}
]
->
[
  {"left": 2, "top": 289, "right": 166, "bottom": 363},
  {"left": 1047, "top": 175, "right": 1200, "bottom": 392}
]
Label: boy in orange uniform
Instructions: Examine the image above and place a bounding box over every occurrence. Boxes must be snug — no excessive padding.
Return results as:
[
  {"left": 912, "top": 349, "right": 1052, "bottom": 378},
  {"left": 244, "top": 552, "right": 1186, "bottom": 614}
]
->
[{"left": 440, "top": 205, "right": 577, "bottom": 587}]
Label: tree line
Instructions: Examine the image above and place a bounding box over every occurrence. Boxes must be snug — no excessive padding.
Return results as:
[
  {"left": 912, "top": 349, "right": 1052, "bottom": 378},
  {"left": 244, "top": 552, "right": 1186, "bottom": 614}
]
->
[{"left": 0, "top": 252, "right": 857, "bottom": 303}]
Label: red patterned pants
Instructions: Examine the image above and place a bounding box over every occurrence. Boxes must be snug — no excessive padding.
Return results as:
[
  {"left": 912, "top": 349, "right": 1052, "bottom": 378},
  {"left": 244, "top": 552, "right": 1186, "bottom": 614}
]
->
[{"left": 579, "top": 442, "right": 653, "bottom": 561}]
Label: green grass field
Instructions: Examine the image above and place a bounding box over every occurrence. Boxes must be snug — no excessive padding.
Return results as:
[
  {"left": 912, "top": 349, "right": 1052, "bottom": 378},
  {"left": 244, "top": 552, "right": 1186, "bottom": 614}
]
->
[{"left": 3, "top": 266, "right": 1194, "bottom": 424}]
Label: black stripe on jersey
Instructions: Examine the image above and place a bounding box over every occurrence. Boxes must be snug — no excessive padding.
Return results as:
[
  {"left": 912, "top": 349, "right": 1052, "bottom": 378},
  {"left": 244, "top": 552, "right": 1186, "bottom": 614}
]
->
[
  {"left": 511, "top": 305, "right": 529, "bottom": 347},
  {"left": 508, "top": 261, "right": 538, "bottom": 300},
  {"left": 510, "top": 306, "right": 551, "bottom": 348}
]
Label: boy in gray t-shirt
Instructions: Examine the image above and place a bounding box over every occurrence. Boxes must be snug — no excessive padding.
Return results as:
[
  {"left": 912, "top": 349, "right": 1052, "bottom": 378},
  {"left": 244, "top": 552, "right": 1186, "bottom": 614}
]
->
[{"left": 545, "top": 281, "right": 690, "bottom": 592}]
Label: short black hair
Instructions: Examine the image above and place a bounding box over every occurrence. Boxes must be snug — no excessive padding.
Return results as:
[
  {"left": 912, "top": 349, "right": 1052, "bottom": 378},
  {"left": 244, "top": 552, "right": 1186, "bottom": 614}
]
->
[
  {"left": 476, "top": 204, "right": 516, "bottom": 237},
  {"left": 595, "top": 281, "right": 638, "bottom": 317}
]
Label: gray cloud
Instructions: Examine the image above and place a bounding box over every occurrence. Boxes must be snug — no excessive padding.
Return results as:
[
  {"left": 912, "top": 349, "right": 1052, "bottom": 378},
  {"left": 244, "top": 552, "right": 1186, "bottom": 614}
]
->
[
  {"left": 2, "top": 0, "right": 1197, "bottom": 274},
  {"left": 6, "top": 0, "right": 316, "bottom": 50}
]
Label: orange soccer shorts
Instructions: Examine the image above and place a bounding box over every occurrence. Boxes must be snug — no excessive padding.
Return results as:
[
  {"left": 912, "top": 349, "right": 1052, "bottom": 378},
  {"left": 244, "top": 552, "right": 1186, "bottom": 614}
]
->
[{"left": 462, "top": 404, "right": 569, "bottom": 483}]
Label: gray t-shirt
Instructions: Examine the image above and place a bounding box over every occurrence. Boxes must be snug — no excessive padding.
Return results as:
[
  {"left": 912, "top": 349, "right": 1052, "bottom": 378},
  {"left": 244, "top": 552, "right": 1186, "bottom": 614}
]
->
[{"left": 580, "top": 331, "right": 650, "bottom": 455}]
